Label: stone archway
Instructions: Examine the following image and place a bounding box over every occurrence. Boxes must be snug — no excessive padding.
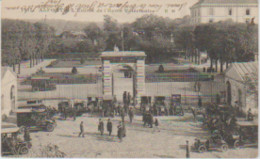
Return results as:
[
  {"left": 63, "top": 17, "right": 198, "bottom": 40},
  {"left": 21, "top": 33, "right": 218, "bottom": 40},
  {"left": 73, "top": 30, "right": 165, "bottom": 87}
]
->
[
  {"left": 226, "top": 81, "right": 232, "bottom": 105},
  {"left": 101, "top": 51, "right": 146, "bottom": 105}
]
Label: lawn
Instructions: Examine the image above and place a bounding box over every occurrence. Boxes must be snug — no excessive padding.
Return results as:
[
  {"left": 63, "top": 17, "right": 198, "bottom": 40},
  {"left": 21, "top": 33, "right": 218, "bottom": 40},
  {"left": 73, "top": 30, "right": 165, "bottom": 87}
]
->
[
  {"left": 21, "top": 73, "right": 100, "bottom": 85},
  {"left": 47, "top": 59, "right": 101, "bottom": 68}
]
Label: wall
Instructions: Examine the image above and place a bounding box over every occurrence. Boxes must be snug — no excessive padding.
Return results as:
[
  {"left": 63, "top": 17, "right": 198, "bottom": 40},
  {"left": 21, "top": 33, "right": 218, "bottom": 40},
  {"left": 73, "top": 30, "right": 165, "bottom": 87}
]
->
[
  {"left": 1, "top": 70, "right": 17, "bottom": 117},
  {"left": 225, "top": 77, "right": 247, "bottom": 112},
  {"left": 191, "top": 4, "right": 258, "bottom": 25}
]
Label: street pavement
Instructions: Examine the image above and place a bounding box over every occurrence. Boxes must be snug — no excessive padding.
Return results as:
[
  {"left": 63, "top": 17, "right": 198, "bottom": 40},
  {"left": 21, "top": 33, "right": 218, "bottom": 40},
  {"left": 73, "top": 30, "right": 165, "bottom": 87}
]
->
[{"left": 23, "top": 114, "right": 257, "bottom": 158}]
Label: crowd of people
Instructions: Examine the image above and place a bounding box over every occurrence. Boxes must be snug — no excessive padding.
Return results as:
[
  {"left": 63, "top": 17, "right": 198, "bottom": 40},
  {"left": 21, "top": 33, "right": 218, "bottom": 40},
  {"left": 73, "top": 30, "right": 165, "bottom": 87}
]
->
[{"left": 78, "top": 119, "right": 126, "bottom": 142}]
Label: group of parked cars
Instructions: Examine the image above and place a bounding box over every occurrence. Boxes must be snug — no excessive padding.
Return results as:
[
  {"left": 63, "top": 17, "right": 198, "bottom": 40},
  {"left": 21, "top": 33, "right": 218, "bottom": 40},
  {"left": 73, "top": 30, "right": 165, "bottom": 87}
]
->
[{"left": 193, "top": 104, "right": 258, "bottom": 153}]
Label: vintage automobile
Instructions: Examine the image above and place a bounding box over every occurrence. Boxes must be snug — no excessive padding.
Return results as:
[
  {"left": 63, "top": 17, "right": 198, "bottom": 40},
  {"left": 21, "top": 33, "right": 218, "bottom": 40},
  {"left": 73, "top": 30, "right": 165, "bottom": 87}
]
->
[
  {"left": 101, "top": 95, "right": 116, "bottom": 117},
  {"left": 2, "top": 126, "right": 32, "bottom": 155},
  {"left": 225, "top": 121, "right": 258, "bottom": 148},
  {"left": 31, "top": 77, "right": 56, "bottom": 92},
  {"left": 194, "top": 134, "right": 229, "bottom": 153},
  {"left": 86, "top": 96, "right": 100, "bottom": 112},
  {"left": 16, "top": 109, "right": 56, "bottom": 132},
  {"left": 173, "top": 104, "right": 184, "bottom": 116},
  {"left": 74, "top": 100, "right": 87, "bottom": 116}
]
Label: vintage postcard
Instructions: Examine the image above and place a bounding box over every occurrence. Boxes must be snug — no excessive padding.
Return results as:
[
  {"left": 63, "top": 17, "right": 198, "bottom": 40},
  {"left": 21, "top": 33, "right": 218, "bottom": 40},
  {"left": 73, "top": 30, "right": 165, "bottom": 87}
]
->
[{"left": 1, "top": 0, "right": 258, "bottom": 158}]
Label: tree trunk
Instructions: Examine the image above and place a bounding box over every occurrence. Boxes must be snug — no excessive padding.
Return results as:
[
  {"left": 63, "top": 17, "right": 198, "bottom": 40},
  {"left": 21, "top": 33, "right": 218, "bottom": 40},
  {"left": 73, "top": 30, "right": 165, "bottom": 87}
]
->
[
  {"left": 30, "top": 56, "right": 32, "bottom": 68},
  {"left": 191, "top": 49, "right": 194, "bottom": 62},
  {"left": 198, "top": 50, "right": 201, "bottom": 65},
  {"left": 18, "top": 63, "right": 21, "bottom": 74},
  {"left": 226, "top": 61, "right": 228, "bottom": 69},
  {"left": 215, "top": 59, "right": 218, "bottom": 72},
  {"left": 32, "top": 54, "right": 35, "bottom": 67},
  {"left": 220, "top": 59, "right": 223, "bottom": 73},
  {"left": 210, "top": 57, "right": 213, "bottom": 69},
  {"left": 36, "top": 54, "right": 38, "bottom": 65},
  {"left": 195, "top": 51, "right": 197, "bottom": 64}
]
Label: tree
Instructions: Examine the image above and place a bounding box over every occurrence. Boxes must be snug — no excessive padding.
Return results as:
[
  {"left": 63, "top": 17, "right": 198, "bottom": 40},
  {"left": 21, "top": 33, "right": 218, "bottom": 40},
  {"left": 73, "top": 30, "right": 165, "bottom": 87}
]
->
[
  {"left": 83, "top": 23, "right": 102, "bottom": 44},
  {"left": 103, "top": 15, "right": 121, "bottom": 51}
]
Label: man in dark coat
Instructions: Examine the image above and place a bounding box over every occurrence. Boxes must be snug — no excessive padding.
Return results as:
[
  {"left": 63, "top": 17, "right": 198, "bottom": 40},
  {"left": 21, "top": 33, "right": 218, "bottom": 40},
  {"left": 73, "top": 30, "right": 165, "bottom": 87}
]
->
[
  {"left": 24, "top": 127, "right": 31, "bottom": 142},
  {"left": 143, "top": 112, "right": 148, "bottom": 127},
  {"left": 129, "top": 108, "right": 134, "bottom": 123},
  {"left": 78, "top": 121, "right": 84, "bottom": 137},
  {"left": 121, "top": 109, "right": 125, "bottom": 123},
  {"left": 107, "top": 118, "right": 113, "bottom": 136},
  {"left": 148, "top": 113, "right": 153, "bottom": 128},
  {"left": 127, "top": 92, "right": 131, "bottom": 105},
  {"left": 117, "top": 121, "right": 123, "bottom": 142},
  {"left": 98, "top": 118, "right": 104, "bottom": 135}
]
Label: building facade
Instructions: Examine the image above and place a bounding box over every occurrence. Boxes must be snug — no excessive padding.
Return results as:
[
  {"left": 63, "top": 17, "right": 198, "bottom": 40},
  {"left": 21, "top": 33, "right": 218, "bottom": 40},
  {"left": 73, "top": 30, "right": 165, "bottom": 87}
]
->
[
  {"left": 225, "top": 62, "right": 258, "bottom": 115},
  {"left": 190, "top": 0, "right": 258, "bottom": 25},
  {"left": 1, "top": 67, "right": 17, "bottom": 121}
]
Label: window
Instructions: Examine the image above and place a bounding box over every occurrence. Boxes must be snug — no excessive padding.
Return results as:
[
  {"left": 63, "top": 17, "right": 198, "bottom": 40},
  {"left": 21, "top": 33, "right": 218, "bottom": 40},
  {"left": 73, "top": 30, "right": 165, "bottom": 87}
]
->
[
  {"left": 246, "top": 9, "right": 250, "bottom": 15},
  {"left": 229, "top": 9, "right": 232, "bottom": 15},
  {"left": 209, "top": 8, "right": 214, "bottom": 15}
]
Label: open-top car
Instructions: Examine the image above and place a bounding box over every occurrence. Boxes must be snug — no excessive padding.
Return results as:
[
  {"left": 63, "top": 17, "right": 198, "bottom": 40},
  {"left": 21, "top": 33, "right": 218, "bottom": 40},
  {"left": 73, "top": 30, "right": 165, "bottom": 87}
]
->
[
  {"left": 2, "top": 126, "right": 32, "bottom": 155},
  {"left": 234, "top": 121, "right": 258, "bottom": 148},
  {"left": 194, "top": 134, "right": 228, "bottom": 153},
  {"left": 74, "top": 100, "right": 87, "bottom": 116},
  {"left": 16, "top": 109, "right": 56, "bottom": 132}
]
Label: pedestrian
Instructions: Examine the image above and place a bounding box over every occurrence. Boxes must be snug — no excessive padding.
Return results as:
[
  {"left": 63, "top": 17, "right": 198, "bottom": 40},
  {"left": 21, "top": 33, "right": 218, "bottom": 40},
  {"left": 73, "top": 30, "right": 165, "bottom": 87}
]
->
[
  {"left": 78, "top": 121, "right": 84, "bottom": 137},
  {"left": 143, "top": 112, "right": 148, "bottom": 127},
  {"left": 121, "top": 109, "right": 125, "bottom": 123},
  {"left": 129, "top": 108, "right": 134, "bottom": 123},
  {"left": 154, "top": 118, "right": 160, "bottom": 132},
  {"left": 191, "top": 107, "right": 197, "bottom": 121},
  {"left": 247, "top": 108, "right": 254, "bottom": 121},
  {"left": 128, "top": 92, "right": 131, "bottom": 105},
  {"left": 198, "top": 96, "right": 202, "bottom": 108},
  {"left": 148, "top": 113, "right": 153, "bottom": 128},
  {"left": 117, "top": 121, "right": 123, "bottom": 142},
  {"left": 98, "top": 118, "right": 104, "bottom": 135},
  {"left": 107, "top": 118, "right": 113, "bottom": 136},
  {"left": 24, "top": 127, "right": 31, "bottom": 142},
  {"left": 186, "top": 140, "right": 190, "bottom": 158}
]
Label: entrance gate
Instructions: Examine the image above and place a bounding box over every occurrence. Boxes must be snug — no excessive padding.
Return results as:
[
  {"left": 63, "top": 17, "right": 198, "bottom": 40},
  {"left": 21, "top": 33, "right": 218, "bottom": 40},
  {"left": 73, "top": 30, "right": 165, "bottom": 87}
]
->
[{"left": 100, "top": 51, "right": 146, "bottom": 105}]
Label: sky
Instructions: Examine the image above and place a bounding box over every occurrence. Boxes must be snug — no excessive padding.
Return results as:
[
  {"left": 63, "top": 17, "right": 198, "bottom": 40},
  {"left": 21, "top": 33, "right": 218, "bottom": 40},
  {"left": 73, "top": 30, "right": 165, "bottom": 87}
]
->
[{"left": 2, "top": 0, "right": 199, "bottom": 23}]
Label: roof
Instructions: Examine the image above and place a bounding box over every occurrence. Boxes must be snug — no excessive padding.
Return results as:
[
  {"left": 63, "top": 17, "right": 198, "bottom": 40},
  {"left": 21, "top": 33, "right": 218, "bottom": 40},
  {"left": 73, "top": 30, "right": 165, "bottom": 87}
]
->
[
  {"left": 14, "top": 108, "right": 46, "bottom": 113},
  {"left": 101, "top": 51, "right": 146, "bottom": 58},
  {"left": 2, "top": 127, "right": 20, "bottom": 134},
  {"left": 1, "top": 67, "right": 16, "bottom": 79},
  {"left": 31, "top": 76, "right": 51, "bottom": 80},
  {"left": 225, "top": 62, "right": 258, "bottom": 82},
  {"left": 191, "top": 0, "right": 258, "bottom": 8}
]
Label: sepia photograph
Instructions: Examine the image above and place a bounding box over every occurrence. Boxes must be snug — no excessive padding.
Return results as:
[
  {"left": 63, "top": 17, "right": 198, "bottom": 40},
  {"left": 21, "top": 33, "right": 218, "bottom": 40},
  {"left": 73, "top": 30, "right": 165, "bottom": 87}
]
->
[{"left": 1, "top": 0, "right": 258, "bottom": 158}]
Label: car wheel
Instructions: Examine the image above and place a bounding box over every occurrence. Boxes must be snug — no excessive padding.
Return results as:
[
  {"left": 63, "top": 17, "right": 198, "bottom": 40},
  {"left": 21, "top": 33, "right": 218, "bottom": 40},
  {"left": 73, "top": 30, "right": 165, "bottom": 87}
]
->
[
  {"left": 46, "top": 124, "right": 54, "bottom": 132},
  {"left": 221, "top": 144, "right": 228, "bottom": 152},
  {"left": 19, "top": 146, "right": 29, "bottom": 155},
  {"left": 234, "top": 140, "right": 240, "bottom": 149},
  {"left": 198, "top": 145, "right": 206, "bottom": 153}
]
